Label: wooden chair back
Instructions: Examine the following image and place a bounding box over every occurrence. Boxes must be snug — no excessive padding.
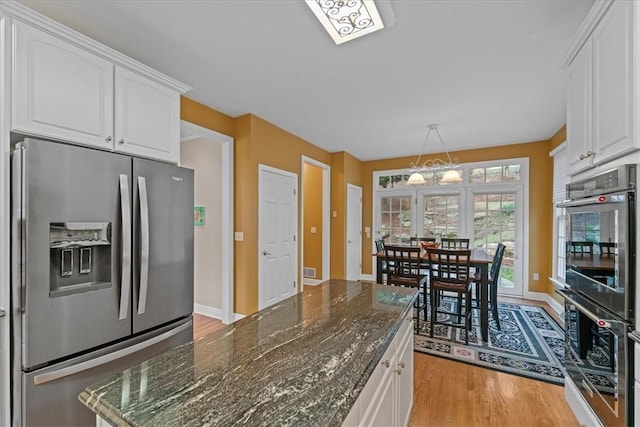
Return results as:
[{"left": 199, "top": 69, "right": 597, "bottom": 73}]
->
[
  {"left": 384, "top": 245, "right": 425, "bottom": 288},
  {"left": 440, "top": 237, "right": 470, "bottom": 249},
  {"left": 409, "top": 237, "right": 436, "bottom": 246},
  {"left": 599, "top": 242, "right": 616, "bottom": 255},
  {"left": 569, "top": 241, "right": 593, "bottom": 254},
  {"left": 427, "top": 248, "right": 472, "bottom": 286}
]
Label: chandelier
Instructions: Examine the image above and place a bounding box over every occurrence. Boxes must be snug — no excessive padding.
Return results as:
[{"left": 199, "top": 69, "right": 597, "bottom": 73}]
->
[{"left": 406, "top": 124, "right": 463, "bottom": 185}]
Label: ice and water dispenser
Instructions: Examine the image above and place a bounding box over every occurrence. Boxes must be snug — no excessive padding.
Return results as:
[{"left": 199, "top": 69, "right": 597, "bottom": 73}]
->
[{"left": 49, "top": 222, "right": 112, "bottom": 297}]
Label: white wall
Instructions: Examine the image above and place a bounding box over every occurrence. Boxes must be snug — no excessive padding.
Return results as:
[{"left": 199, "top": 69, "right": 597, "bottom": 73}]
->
[{"left": 181, "top": 137, "right": 223, "bottom": 311}]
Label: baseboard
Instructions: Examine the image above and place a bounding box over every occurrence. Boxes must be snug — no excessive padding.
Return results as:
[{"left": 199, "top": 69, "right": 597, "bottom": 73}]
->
[
  {"left": 565, "top": 375, "right": 604, "bottom": 427},
  {"left": 359, "top": 274, "right": 375, "bottom": 282},
  {"left": 522, "top": 290, "right": 564, "bottom": 317},
  {"left": 303, "top": 278, "right": 323, "bottom": 286},
  {"left": 194, "top": 303, "right": 222, "bottom": 320},
  {"left": 234, "top": 313, "right": 245, "bottom": 322}
]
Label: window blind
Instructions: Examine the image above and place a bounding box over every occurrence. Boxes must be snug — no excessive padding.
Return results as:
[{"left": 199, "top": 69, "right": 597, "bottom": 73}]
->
[{"left": 552, "top": 144, "right": 568, "bottom": 202}]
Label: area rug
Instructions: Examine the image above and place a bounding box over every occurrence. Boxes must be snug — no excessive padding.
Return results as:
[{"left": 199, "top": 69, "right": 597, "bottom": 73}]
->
[{"left": 414, "top": 301, "right": 567, "bottom": 385}]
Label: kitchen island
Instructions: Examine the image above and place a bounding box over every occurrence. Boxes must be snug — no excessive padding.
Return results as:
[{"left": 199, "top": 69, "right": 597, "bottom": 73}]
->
[{"left": 79, "top": 279, "right": 418, "bottom": 426}]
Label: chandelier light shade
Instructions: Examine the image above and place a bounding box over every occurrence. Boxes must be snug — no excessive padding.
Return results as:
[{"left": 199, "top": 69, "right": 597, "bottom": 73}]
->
[
  {"left": 407, "top": 124, "right": 463, "bottom": 185},
  {"left": 305, "top": 0, "right": 385, "bottom": 45}
]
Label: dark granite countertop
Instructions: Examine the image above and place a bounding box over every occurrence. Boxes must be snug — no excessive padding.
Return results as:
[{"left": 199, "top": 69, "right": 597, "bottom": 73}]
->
[{"left": 79, "top": 279, "right": 417, "bottom": 426}]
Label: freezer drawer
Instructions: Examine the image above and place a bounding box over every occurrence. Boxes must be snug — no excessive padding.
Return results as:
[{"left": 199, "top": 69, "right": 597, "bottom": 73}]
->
[{"left": 16, "top": 317, "right": 192, "bottom": 427}]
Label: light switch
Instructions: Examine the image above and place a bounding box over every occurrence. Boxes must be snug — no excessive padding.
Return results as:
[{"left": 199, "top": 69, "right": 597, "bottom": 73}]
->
[
  {"left": 310, "top": 227, "right": 317, "bottom": 234},
  {"left": 332, "top": 211, "right": 337, "bottom": 218},
  {"left": 234, "top": 232, "right": 244, "bottom": 241},
  {"left": 364, "top": 227, "right": 370, "bottom": 233}
]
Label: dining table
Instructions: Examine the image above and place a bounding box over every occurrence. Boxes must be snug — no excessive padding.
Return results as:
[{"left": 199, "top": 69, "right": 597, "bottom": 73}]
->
[{"left": 374, "top": 247, "right": 493, "bottom": 342}]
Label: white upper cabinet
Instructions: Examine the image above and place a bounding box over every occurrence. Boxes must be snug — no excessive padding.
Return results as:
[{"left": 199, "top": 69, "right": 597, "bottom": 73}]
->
[
  {"left": 564, "top": 0, "right": 637, "bottom": 176},
  {"left": 12, "top": 21, "right": 115, "bottom": 149},
  {"left": 591, "top": 0, "right": 634, "bottom": 163},
  {"left": 566, "top": 39, "right": 592, "bottom": 174},
  {"left": 9, "top": 12, "right": 189, "bottom": 163},
  {"left": 114, "top": 67, "right": 179, "bottom": 162}
]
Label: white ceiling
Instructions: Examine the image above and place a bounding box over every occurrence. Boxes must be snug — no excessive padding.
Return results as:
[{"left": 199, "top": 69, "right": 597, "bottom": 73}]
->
[{"left": 17, "top": 0, "right": 594, "bottom": 161}]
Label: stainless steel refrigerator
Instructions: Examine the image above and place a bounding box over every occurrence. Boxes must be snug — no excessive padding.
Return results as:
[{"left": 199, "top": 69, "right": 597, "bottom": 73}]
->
[{"left": 10, "top": 138, "right": 195, "bottom": 426}]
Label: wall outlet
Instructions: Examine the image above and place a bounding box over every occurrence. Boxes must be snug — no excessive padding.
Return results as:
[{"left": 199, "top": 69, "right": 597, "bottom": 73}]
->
[
  {"left": 234, "top": 231, "right": 244, "bottom": 241},
  {"left": 310, "top": 227, "right": 317, "bottom": 234},
  {"left": 533, "top": 273, "right": 539, "bottom": 280}
]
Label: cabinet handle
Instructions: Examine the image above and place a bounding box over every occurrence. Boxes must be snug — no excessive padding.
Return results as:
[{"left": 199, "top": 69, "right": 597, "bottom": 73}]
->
[
  {"left": 380, "top": 360, "right": 390, "bottom": 368},
  {"left": 579, "top": 153, "right": 586, "bottom": 160},
  {"left": 106, "top": 136, "right": 112, "bottom": 143},
  {"left": 586, "top": 150, "right": 594, "bottom": 157},
  {"left": 394, "top": 368, "right": 402, "bottom": 375},
  {"left": 119, "top": 139, "right": 125, "bottom": 145},
  {"left": 398, "top": 362, "right": 405, "bottom": 369}
]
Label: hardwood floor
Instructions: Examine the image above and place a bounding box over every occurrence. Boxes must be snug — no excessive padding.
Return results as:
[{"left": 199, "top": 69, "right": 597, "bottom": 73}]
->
[
  {"left": 193, "top": 313, "right": 225, "bottom": 339},
  {"left": 192, "top": 295, "right": 578, "bottom": 427}
]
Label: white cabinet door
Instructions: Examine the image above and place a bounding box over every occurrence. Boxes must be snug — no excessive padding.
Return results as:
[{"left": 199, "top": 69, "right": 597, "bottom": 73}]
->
[
  {"left": 395, "top": 319, "right": 414, "bottom": 427},
  {"left": 12, "top": 21, "right": 114, "bottom": 149},
  {"left": 114, "top": 66, "right": 179, "bottom": 163},
  {"left": 592, "top": 0, "right": 634, "bottom": 164},
  {"left": 566, "top": 38, "right": 593, "bottom": 175},
  {"left": 362, "top": 369, "right": 395, "bottom": 427}
]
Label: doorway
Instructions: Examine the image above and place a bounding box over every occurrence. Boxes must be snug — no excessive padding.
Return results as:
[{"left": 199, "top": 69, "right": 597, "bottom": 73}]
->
[
  {"left": 258, "top": 164, "right": 298, "bottom": 309},
  {"left": 301, "top": 156, "right": 330, "bottom": 285},
  {"left": 179, "top": 120, "right": 234, "bottom": 324},
  {"left": 346, "top": 184, "right": 363, "bottom": 281}
]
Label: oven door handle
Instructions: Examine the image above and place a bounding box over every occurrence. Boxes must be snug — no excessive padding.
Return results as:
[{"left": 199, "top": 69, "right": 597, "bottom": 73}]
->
[
  {"left": 556, "top": 289, "right": 630, "bottom": 325},
  {"left": 557, "top": 194, "right": 627, "bottom": 208}
]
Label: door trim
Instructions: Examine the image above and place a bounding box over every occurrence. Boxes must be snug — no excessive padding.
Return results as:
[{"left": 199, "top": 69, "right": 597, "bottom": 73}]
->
[
  {"left": 258, "top": 164, "right": 299, "bottom": 309},
  {"left": 180, "top": 120, "right": 235, "bottom": 324},
  {"left": 346, "top": 184, "right": 363, "bottom": 281},
  {"left": 300, "top": 156, "right": 330, "bottom": 285}
]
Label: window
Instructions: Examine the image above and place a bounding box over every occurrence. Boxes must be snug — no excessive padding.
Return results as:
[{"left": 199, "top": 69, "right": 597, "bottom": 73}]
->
[
  {"left": 422, "top": 194, "right": 460, "bottom": 239},
  {"left": 373, "top": 158, "right": 527, "bottom": 296},
  {"left": 379, "top": 194, "right": 413, "bottom": 244}
]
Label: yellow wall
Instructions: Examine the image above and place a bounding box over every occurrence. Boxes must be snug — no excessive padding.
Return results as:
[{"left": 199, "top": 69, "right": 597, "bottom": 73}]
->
[
  {"left": 182, "top": 95, "right": 561, "bottom": 313},
  {"left": 549, "top": 125, "right": 566, "bottom": 151},
  {"left": 180, "top": 97, "right": 234, "bottom": 137},
  {"left": 234, "top": 114, "right": 332, "bottom": 314},
  {"left": 330, "top": 151, "right": 363, "bottom": 278},
  {"left": 303, "top": 163, "right": 323, "bottom": 277},
  {"left": 360, "top": 139, "right": 554, "bottom": 295}
]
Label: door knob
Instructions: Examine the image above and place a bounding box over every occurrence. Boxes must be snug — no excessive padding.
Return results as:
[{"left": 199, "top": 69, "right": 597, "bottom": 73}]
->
[
  {"left": 262, "top": 250, "right": 272, "bottom": 256},
  {"left": 0, "top": 308, "right": 5, "bottom": 318}
]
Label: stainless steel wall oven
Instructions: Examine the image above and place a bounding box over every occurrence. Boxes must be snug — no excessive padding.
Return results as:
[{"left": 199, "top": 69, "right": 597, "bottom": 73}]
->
[{"left": 557, "top": 164, "right": 635, "bottom": 427}]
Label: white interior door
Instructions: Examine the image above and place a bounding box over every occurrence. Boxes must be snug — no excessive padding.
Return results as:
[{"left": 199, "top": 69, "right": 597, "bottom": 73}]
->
[
  {"left": 258, "top": 165, "right": 298, "bottom": 309},
  {"left": 346, "top": 184, "right": 362, "bottom": 281}
]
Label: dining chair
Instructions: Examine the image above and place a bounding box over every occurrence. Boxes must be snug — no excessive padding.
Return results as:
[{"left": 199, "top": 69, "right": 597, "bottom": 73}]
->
[
  {"left": 569, "top": 241, "right": 594, "bottom": 254},
  {"left": 440, "top": 237, "right": 470, "bottom": 249},
  {"left": 599, "top": 242, "right": 616, "bottom": 255},
  {"left": 375, "top": 239, "right": 390, "bottom": 281},
  {"left": 384, "top": 245, "right": 428, "bottom": 331},
  {"left": 426, "top": 248, "right": 473, "bottom": 344},
  {"left": 473, "top": 243, "right": 506, "bottom": 330},
  {"left": 409, "top": 236, "right": 436, "bottom": 246}
]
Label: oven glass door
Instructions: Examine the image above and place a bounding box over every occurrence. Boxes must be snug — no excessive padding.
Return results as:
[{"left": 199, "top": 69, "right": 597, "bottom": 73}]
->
[
  {"left": 564, "top": 192, "right": 630, "bottom": 319},
  {"left": 562, "top": 290, "right": 631, "bottom": 427}
]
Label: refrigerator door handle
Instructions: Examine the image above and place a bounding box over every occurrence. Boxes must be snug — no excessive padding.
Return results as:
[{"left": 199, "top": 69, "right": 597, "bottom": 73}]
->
[
  {"left": 119, "top": 174, "right": 132, "bottom": 320},
  {"left": 138, "top": 176, "right": 150, "bottom": 315},
  {"left": 32, "top": 320, "right": 191, "bottom": 385}
]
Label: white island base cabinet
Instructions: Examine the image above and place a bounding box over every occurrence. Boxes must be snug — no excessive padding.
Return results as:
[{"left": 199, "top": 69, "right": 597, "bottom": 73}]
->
[{"left": 343, "top": 314, "right": 414, "bottom": 427}]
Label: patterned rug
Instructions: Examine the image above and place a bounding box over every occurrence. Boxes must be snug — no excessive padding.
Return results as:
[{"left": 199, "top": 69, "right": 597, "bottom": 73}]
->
[{"left": 414, "top": 300, "right": 568, "bottom": 385}]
